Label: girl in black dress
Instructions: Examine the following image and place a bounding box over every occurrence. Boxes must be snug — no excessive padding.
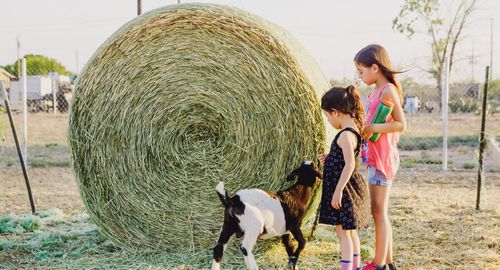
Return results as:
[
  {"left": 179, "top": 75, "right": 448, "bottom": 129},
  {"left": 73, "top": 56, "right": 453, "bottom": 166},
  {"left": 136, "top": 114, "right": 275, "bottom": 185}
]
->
[{"left": 318, "top": 85, "right": 370, "bottom": 270}]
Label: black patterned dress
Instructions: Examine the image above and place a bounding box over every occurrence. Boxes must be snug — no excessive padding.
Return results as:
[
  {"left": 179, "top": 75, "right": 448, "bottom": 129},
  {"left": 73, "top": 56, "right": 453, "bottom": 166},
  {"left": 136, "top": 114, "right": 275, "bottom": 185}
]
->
[{"left": 319, "top": 127, "right": 370, "bottom": 230}]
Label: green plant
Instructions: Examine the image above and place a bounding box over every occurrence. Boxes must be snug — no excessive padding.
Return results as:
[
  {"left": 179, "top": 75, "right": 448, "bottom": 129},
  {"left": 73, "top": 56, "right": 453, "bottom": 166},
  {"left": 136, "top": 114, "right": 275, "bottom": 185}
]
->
[
  {"left": 449, "top": 96, "right": 479, "bottom": 113},
  {"left": 21, "top": 218, "right": 41, "bottom": 232},
  {"left": 0, "top": 215, "right": 41, "bottom": 234},
  {"left": 0, "top": 217, "right": 14, "bottom": 234},
  {"left": 2, "top": 54, "right": 72, "bottom": 77},
  {"left": 44, "top": 143, "right": 58, "bottom": 148},
  {"left": 29, "top": 159, "right": 70, "bottom": 168},
  {"left": 401, "top": 157, "right": 452, "bottom": 166},
  {"left": 393, "top": 0, "right": 478, "bottom": 97},
  {"left": 399, "top": 135, "right": 484, "bottom": 151},
  {"left": 463, "top": 162, "right": 476, "bottom": 169},
  {"left": 488, "top": 79, "right": 500, "bottom": 99}
]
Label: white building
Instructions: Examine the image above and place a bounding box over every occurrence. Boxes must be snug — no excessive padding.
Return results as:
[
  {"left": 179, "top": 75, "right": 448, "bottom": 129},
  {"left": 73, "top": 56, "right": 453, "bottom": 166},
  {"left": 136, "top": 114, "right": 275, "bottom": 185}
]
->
[
  {"left": 8, "top": 73, "right": 71, "bottom": 111},
  {"left": 10, "top": 76, "right": 54, "bottom": 101},
  {"left": 48, "top": 72, "right": 71, "bottom": 85}
]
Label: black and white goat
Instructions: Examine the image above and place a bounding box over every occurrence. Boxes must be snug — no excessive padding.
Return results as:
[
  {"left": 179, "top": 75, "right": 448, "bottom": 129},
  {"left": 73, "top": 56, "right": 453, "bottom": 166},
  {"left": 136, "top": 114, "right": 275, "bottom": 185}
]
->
[{"left": 212, "top": 161, "right": 323, "bottom": 270}]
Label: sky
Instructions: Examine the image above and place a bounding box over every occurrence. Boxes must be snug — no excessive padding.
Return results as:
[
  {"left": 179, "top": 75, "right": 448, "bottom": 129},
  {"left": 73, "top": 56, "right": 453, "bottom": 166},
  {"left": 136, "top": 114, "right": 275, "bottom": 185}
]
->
[{"left": 1, "top": 0, "right": 499, "bottom": 84}]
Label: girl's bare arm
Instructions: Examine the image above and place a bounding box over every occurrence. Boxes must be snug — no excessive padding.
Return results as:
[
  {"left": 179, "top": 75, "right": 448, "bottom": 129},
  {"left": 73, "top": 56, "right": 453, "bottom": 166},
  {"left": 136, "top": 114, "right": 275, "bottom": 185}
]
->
[
  {"left": 370, "top": 85, "right": 406, "bottom": 134},
  {"left": 336, "top": 132, "right": 357, "bottom": 191}
]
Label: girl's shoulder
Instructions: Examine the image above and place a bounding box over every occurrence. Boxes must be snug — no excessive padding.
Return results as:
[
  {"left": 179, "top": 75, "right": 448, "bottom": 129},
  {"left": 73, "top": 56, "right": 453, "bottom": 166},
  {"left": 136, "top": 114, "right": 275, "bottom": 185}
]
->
[
  {"left": 380, "top": 83, "right": 399, "bottom": 101},
  {"left": 369, "top": 83, "right": 394, "bottom": 99},
  {"left": 381, "top": 83, "right": 396, "bottom": 93},
  {"left": 335, "top": 127, "right": 361, "bottom": 149},
  {"left": 334, "top": 127, "right": 360, "bottom": 139}
]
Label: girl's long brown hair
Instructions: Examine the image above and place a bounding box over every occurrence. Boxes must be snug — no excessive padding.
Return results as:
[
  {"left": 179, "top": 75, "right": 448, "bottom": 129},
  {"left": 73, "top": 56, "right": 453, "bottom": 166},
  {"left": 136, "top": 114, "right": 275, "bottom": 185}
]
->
[
  {"left": 354, "top": 44, "right": 404, "bottom": 104},
  {"left": 321, "top": 85, "right": 365, "bottom": 138}
]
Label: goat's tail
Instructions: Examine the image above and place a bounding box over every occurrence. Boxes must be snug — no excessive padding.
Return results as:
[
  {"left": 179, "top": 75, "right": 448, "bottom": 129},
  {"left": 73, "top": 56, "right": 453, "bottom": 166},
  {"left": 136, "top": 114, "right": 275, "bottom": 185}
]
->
[{"left": 216, "top": 181, "right": 230, "bottom": 207}]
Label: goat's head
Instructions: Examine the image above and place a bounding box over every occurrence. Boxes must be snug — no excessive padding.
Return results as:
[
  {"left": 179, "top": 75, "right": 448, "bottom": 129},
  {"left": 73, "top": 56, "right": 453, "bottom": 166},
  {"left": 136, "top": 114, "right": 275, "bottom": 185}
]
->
[{"left": 286, "top": 161, "right": 323, "bottom": 186}]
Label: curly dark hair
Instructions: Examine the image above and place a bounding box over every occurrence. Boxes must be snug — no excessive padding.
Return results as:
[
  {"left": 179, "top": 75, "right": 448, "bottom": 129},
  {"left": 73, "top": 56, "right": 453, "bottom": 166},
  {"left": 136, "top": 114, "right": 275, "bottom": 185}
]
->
[{"left": 321, "top": 85, "right": 365, "bottom": 137}]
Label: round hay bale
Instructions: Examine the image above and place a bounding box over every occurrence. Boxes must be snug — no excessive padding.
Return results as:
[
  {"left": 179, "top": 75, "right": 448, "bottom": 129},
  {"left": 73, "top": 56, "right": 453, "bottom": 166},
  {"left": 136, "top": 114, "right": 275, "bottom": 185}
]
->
[{"left": 69, "top": 3, "right": 329, "bottom": 252}]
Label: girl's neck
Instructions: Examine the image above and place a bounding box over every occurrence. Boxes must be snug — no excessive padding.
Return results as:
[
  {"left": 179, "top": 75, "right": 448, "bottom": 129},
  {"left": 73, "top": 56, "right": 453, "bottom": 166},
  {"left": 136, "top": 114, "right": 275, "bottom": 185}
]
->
[
  {"left": 375, "top": 76, "right": 390, "bottom": 89},
  {"left": 339, "top": 116, "right": 357, "bottom": 131}
]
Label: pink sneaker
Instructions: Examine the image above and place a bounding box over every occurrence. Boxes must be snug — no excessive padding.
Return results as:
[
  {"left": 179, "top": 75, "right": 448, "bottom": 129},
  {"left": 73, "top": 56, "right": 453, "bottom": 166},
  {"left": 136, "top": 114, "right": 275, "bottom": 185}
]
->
[{"left": 363, "top": 261, "right": 386, "bottom": 270}]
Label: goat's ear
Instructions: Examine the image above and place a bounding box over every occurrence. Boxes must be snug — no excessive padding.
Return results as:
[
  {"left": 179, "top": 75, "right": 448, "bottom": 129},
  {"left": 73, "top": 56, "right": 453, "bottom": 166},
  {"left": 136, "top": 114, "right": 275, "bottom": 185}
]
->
[
  {"left": 224, "top": 190, "right": 233, "bottom": 206},
  {"left": 286, "top": 170, "right": 298, "bottom": 181},
  {"left": 217, "top": 192, "right": 227, "bottom": 206},
  {"left": 314, "top": 169, "right": 323, "bottom": 179},
  {"left": 217, "top": 189, "right": 232, "bottom": 207}
]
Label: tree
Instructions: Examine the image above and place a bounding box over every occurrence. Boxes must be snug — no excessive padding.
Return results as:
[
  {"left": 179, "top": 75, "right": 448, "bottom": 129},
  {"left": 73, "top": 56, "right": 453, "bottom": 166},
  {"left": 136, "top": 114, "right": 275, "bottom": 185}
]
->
[
  {"left": 489, "top": 79, "right": 500, "bottom": 100},
  {"left": 400, "top": 76, "right": 426, "bottom": 97},
  {"left": 2, "top": 54, "right": 72, "bottom": 78},
  {"left": 392, "top": 0, "right": 478, "bottom": 94}
]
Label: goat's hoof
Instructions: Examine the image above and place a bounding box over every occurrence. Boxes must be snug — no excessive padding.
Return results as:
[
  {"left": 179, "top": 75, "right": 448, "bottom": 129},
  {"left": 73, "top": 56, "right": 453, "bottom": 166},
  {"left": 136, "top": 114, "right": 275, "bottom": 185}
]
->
[{"left": 287, "top": 261, "right": 297, "bottom": 270}]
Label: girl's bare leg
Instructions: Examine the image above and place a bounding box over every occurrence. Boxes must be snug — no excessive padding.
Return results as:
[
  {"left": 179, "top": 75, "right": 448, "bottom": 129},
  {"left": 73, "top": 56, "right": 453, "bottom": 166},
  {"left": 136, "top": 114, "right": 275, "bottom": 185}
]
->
[{"left": 369, "top": 184, "right": 391, "bottom": 266}]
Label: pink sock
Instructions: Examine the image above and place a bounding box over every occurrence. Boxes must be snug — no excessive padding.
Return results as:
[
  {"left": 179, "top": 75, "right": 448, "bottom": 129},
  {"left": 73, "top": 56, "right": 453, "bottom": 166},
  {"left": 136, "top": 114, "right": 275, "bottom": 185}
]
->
[
  {"left": 341, "top": 260, "right": 352, "bottom": 270},
  {"left": 353, "top": 254, "right": 360, "bottom": 270}
]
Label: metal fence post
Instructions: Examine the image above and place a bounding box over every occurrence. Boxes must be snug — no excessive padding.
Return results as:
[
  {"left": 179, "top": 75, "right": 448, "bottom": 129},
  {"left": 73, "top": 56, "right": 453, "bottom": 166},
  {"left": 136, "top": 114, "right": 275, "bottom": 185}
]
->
[
  {"left": 1, "top": 81, "right": 36, "bottom": 214},
  {"left": 476, "top": 66, "right": 490, "bottom": 211},
  {"left": 442, "top": 56, "right": 450, "bottom": 171},
  {"left": 21, "top": 58, "right": 28, "bottom": 162}
]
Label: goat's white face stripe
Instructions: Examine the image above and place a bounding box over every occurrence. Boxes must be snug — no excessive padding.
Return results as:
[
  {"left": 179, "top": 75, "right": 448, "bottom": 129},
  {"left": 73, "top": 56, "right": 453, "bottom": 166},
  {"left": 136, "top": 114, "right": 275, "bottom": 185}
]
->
[{"left": 304, "top": 160, "right": 312, "bottom": 165}]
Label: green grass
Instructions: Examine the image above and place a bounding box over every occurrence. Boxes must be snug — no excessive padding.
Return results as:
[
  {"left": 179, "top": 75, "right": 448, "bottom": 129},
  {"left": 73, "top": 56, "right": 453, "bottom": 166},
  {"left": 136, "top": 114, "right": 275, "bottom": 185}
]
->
[
  {"left": 0, "top": 215, "right": 41, "bottom": 234},
  {"left": 44, "top": 143, "right": 58, "bottom": 148},
  {"left": 399, "top": 135, "right": 485, "bottom": 150},
  {"left": 463, "top": 162, "right": 477, "bottom": 169},
  {"left": 28, "top": 158, "right": 70, "bottom": 168},
  {"left": 0, "top": 210, "right": 114, "bottom": 265},
  {"left": 400, "top": 158, "right": 453, "bottom": 167},
  {"left": 0, "top": 210, "right": 359, "bottom": 269}
]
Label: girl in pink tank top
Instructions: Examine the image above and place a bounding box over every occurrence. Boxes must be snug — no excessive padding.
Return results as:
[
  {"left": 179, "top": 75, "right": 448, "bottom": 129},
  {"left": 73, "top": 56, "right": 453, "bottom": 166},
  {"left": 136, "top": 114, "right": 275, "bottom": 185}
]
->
[
  {"left": 364, "top": 83, "right": 400, "bottom": 181},
  {"left": 354, "top": 44, "right": 407, "bottom": 270}
]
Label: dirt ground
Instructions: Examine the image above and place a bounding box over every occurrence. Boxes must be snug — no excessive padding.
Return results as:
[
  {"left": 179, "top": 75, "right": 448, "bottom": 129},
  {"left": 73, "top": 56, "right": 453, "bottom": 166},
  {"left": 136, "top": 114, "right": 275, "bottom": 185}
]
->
[
  {"left": 0, "top": 167, "right": 82, "bottom": 215},
  {"left": 1, "top": 165, "right": 499, "bottom": 269},
  {"left": 403, "top": 113, "right": 500, "bottom": 138},
  {"left": 1, "top": 113, "right": 500, "bottom": 269}
]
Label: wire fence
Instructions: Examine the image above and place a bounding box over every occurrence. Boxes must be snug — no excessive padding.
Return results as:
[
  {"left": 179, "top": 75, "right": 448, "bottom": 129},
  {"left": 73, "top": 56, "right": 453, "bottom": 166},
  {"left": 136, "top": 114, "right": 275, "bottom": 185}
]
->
[
  {"left": 1, "top": 61, "right": 499, "bottom": 183},
  {"left": 0, "top": 63, "right": 72, "bottom": 171},
  {"left": 1, "top": 65, "right": 73, "bottom": 114},
  {"left": 334, "top": 76, "right": 500, "bottom": 172}
]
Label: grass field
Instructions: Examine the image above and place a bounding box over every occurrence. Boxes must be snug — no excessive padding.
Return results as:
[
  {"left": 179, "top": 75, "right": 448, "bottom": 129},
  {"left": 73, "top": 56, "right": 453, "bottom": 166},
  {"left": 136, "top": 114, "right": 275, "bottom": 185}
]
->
[{"left": 1, "top": 113, "right": 499, "bottom": 269}]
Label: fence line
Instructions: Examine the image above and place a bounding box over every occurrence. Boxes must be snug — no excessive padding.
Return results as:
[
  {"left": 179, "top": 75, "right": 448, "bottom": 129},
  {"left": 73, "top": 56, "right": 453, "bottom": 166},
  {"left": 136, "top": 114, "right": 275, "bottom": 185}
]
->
[{"left": 0, "top": 64, "right": 499, "bottom": 174}]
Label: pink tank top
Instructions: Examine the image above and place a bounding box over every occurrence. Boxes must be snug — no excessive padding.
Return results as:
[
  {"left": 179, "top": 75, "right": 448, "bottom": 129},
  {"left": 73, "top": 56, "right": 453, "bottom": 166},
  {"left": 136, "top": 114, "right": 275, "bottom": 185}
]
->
[{"left": 364, "top": 83, "right": 400, "bottom": 180}]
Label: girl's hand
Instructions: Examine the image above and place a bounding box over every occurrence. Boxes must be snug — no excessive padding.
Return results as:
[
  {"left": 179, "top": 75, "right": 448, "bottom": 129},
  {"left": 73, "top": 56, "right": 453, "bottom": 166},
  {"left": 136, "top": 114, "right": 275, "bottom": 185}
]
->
[
  {"left": 364, "top": 124, "right": 374, "bottom": 140},
  {"left": 331, "top": 189, "right": 343, "bottom": 209},
  {"left": 318, "top": 153, "right": 326, "bottom": 165}
]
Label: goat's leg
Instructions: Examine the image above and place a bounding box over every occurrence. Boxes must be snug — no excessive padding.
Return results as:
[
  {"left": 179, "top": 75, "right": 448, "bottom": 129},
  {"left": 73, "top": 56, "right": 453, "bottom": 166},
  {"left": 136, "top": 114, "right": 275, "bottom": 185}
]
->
[
  {"left": 289, "top": 226, "right": 306, "bottom": 270},
  {"left": 241, "top": 228, "right": 260, "bottom": 270},
  {"left": 281, "top": 233, "right": 296, "bottom": 268},
  {"left": 212, "top": 224, "right": 236, "bottom": 270}
]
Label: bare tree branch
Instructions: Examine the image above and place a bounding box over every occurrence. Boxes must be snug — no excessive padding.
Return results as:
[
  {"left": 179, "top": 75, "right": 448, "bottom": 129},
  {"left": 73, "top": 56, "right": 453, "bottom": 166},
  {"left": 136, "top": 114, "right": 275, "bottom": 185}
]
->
[{"left": 392, "top": 0, "right": 479, "bottom": 96}]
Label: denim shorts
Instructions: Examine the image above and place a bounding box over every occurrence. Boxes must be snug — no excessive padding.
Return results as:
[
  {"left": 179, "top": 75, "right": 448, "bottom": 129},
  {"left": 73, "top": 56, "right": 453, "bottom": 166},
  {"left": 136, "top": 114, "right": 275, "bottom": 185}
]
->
[{"left": 367, "top": 166, "right": 392, "bottom": 186}]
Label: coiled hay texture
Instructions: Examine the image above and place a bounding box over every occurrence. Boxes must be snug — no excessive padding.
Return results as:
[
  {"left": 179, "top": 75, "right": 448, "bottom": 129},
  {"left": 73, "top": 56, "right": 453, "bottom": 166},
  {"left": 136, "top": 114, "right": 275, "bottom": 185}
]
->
[{"left": 69, "top": 3, "right": 329, "bottom": 252}]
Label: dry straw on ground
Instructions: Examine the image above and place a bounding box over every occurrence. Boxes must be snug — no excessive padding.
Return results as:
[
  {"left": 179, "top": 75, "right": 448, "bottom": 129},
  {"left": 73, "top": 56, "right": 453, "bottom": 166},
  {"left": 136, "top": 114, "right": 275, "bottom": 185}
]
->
[{"left": 69, "top": 3, "right": 329, "bottom": 253}]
